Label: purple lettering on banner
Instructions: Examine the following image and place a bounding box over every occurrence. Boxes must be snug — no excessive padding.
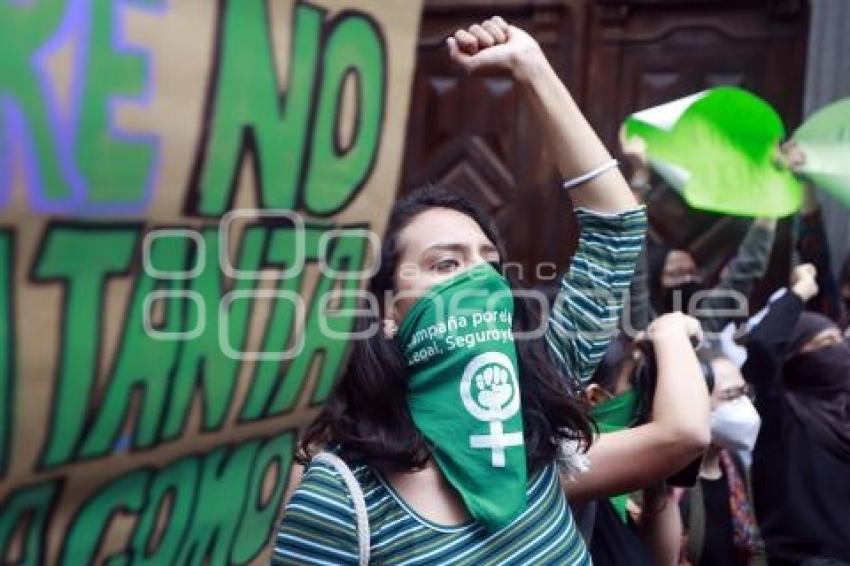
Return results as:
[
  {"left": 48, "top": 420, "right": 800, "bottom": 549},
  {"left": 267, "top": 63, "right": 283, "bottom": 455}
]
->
[{"left": 0, "top": 0, "right": 164, "bottom": 215}]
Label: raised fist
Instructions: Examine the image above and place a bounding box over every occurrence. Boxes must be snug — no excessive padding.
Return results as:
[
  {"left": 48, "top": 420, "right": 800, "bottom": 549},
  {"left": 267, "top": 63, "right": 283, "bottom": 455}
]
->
[{"left": 446, "top": 16, "right": 543, "bottom": 76}]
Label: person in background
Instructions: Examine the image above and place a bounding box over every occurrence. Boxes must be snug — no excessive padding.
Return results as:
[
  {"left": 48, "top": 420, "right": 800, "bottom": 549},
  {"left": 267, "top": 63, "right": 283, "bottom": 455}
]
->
[
  {"left": 679, "top": 349, "right": 766, "bottom": 566},
  {"left": 622, "top": 126, "right": 778, "bottom": 336},
  {"left": 778, "top": 140, "right": 844, "bottom": 322},
  {"left": 840, "top": 255, "right": 850, "bottom": 332},
  {"left": 742, "top": 263, "right": 850, "bottom": 565},
  {"left": 563, "top": 316, "right": 710, "bottom": 508},
  {"left": 645, "top": 217, "right": 776, "bottom": 336},
  {"left": 577, "top": 328, "right": 705, "bottom": 566}
]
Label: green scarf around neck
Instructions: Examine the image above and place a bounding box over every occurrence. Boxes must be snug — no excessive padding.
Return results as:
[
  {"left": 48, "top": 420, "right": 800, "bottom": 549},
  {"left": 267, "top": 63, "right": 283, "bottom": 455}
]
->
[
  {"left": 397, "top": 263, "right": 527, "bottom": 531},
  {"left": 590, "top": 389, "right": 639, "bottom": 522}
]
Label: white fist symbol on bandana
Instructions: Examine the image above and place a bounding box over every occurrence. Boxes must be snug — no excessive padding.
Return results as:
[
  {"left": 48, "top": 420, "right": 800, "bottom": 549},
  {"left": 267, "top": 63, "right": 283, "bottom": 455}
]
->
[
  {"left": 461, "top": 352, "right": 523, "bottom": 467},
  {"left": 475, "top": 365, "right": 514, "bottom": 415}
]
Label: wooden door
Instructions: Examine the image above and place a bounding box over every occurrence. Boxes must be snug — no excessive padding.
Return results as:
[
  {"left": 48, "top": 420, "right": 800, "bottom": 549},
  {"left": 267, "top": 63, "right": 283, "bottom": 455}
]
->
[{"left": 401, "top": 0, "right": 809, "bottom": 303}]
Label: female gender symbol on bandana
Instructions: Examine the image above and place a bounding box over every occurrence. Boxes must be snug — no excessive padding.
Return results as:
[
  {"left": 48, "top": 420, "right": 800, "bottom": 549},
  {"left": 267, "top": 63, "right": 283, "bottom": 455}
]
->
[{"left": 460, "top": 352, "right": 524, "bottom": 467}]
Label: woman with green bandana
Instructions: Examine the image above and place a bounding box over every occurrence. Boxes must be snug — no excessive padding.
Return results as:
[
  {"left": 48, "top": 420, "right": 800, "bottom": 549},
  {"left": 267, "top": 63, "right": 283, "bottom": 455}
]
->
[
  {"left": 580, "top": 334, "right": 657, "bottom": 566},
  {"left": 570, "top": 321, "right": 711, "bottom": 566},
  {"left": 273, "top": 16, "right": 704, "bottom": 565}
]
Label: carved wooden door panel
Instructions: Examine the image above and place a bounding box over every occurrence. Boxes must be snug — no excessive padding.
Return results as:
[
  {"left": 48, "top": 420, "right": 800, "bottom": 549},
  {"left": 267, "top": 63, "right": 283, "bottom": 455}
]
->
[
  {"left": 401, "top": 0, "right": 809, "bottom": 300},
  {"left": 585, "top": 0, "right": 809, "bottom": 305},
  {"left": 399, "top": 1, "right": 587, "bottom": 286}
]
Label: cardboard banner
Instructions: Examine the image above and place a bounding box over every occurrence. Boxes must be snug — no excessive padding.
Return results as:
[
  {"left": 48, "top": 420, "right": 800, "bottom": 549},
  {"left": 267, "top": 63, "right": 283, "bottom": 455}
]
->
[{"left": 0, "top": 0, "right": 421, "bottom": 564}]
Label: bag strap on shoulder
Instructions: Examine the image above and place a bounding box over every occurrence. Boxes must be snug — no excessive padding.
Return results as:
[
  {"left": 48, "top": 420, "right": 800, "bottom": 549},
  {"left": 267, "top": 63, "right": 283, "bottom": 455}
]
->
[{"left": 312, "top": 451, "right": 370, "bottom": 565}]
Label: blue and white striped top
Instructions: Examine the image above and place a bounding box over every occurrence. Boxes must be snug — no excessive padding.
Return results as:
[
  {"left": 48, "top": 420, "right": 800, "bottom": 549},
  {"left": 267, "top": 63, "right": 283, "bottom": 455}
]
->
[{"left": 275, "top": 459, "right": 591, "bottom": 565}]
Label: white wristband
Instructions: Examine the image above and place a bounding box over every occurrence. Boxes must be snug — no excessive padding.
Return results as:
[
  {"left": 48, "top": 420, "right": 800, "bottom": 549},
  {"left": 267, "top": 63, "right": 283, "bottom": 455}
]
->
[{"left": 562, "top": 159, "right": 619, "bottom": 191}]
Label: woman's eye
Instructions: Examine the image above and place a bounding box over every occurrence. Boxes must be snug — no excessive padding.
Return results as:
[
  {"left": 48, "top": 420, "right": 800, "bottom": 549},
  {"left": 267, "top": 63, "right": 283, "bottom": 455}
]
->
[{"left": 433, "top": 258, "right": 460, "bottom": 272}]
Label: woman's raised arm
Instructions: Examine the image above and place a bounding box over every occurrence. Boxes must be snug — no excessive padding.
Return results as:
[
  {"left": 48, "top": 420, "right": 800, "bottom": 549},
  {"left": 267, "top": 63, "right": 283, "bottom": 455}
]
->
[
  {"left": 447, "top": 17, "right": 637, "bottom": 214},
  {"left": 564, "top": 313, "right": 711, "bottom": 501}
]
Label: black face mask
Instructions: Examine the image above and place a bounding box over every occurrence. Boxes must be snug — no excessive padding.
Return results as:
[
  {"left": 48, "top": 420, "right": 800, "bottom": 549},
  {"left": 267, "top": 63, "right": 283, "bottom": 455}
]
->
[
  {"left": 783, "top": 340, "right": 850, "bottom": 460},
  {"left": 661, "top": 281, "right": 704, "bottom": 315},
  {"left": 785, "top": 340, "right": 850, "bottom": 393}
]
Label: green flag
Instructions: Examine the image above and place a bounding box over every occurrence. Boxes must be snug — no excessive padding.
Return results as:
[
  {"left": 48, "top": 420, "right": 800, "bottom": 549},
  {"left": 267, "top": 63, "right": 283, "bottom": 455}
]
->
[
  {"left": 792, "top": 97, "right": 850, "bottom": 207},
  {"left": 624, "top": 87, "right": 802, "bottom": 217}
]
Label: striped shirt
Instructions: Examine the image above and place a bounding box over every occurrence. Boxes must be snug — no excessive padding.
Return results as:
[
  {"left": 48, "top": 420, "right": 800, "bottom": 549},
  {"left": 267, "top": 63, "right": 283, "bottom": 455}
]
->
[
  {"left": 273, "top": 206, "right": 647, "bottom": 565},
  {"left": 274, "top": 460, "right": 590, "bottom": 565},
  {"left": 546, "top": 207, "right": 648, "bottom": 385}
]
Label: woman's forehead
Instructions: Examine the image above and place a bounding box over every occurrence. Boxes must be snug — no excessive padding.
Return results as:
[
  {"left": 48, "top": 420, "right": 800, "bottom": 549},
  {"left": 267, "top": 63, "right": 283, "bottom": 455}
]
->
[
  {"left": 810, "top": 327, "right": 842, "bottom": 344},
  {"left": 666, "top": 250, "right": 695, "bottom": 267},
  {"left": 399, "top": 208, "right": 494, "bottom": 254},
  {"left": 712, "top": 358, "right": 744, "bottom": 388}
]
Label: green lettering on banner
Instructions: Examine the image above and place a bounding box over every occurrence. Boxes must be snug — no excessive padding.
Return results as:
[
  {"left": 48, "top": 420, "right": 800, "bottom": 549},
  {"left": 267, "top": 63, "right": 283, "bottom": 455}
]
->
[
  {"left": 59, "top": 470, "right": 149, "bottom": 566},
  {"left": 159, "top": 226, "right": 265, "bottom": 442},
  {"left": 0, "top": 0, "right": 72, "bottom": 202},
  {"left": 189, "top": 1, "right": 323, "bottom": 215},
  {"left": 301, "top": 12, "right": 386, "bottom": 215},
  {"left": 46, "top": 431, "right": 294, "bottom": 565},
  {"left": 0, "top": 232, "right": 13, "bottom": 477},
  {"left": 272, "top": 229, "right": 368, "bottom": 411},
  {"left": 78, "top": 234, "right": 195, "bottom": 457},
  {"left": 0, "top": 481, "right": 58, "bottom": 566},
  {"left": 239, "top": 227, "right": 367, "bottom": 420},
  {"left": 127, "top": 456, "right": 199, "bottom": 566},
  {"left": 231, "top": 432, "right": 293, "bottom": 564},
  {"left": 74, "top": 0, "right": 156, "bottom": 205},
  {"left": 237, "top": 227, "right": 320, "bottom": 420},
  {"left": 175, "top": 441, "right": 259, "bottom": 566},
  {"left": 33, "top": 225, "right": 140, "bottom": 469}
]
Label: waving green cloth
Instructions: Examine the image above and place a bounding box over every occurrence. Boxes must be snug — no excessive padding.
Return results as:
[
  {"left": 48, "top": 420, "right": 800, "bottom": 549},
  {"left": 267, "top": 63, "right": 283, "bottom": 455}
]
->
[
  {"left": 793, "top": 97, "right": 850, "bottom": 206},
  {"left": 624, "top": 87, "right": 802, "bottom": 217}
]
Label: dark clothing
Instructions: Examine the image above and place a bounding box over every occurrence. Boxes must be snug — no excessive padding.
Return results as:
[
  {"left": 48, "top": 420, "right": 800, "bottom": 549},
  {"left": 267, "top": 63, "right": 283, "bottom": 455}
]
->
[
  {"left": 782, "top": 312, "right": 850, "bottom": 459},
  {"left": 743, "top": 292, "right": 850, "bottom": 565},
  {"left": 680, "top": 456, "right": 764, "bottom": 566},
  {"left": 796, "top": 209, "right": 843, "bottom": 322},
  {"left": 699, "top": 476, "right": 742, "bottom": 566},
  {"left": 588, "top": 499, "right": 653, "bottom": 566},
  {"left": 626, "top": 244, "right": 651, "bottom": 332}
]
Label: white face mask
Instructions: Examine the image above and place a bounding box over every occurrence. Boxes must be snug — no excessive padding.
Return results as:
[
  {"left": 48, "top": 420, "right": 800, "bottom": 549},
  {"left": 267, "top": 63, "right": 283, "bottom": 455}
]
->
[{"left": 710, "top": 397, "right": 762, "bottom": 452}]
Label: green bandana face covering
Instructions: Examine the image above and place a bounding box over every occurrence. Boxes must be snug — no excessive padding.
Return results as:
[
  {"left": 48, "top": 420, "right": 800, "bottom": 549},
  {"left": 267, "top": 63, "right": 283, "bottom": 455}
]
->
[
  {"left": 590, "top": 388, "right": 638, "bottom": 434},
  {"left": 590, "top": 389, "right": 639, "bottom": 522},
  {"left": 397, "top": 262, "right": 527, "bottom": 531}
]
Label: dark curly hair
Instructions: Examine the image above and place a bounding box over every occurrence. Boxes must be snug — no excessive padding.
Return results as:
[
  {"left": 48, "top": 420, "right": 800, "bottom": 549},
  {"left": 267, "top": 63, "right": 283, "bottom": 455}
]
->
[{"left": 298, "top": 185, "right": 592, "bottom": 472}]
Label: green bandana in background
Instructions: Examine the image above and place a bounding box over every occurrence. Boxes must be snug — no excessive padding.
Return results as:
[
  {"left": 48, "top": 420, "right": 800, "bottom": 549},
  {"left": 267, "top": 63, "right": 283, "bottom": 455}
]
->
[
  {"left": 397, "top": 262, "right": 527, "bottom": 531},
  {"left": 590, "top": 389, "right": 639, "bottom": 523}
]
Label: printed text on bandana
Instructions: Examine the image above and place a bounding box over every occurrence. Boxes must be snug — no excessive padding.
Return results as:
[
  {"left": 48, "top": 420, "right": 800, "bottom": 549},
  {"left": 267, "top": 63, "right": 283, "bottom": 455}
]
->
[{"left": 405, "top": 309, "right": 514, "bottom": 367}]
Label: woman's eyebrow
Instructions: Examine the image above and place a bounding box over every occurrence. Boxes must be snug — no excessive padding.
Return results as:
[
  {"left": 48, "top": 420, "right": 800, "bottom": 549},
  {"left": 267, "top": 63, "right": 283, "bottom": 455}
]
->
[
  {"left": 421, "top": 242, "right": 498, "bottom": 256},
  {"left": 422, "top": 242, "right": 469, "bottom": 255},
  {"left": 816, "top": 329, "right": 840, "bottom": 340}
]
